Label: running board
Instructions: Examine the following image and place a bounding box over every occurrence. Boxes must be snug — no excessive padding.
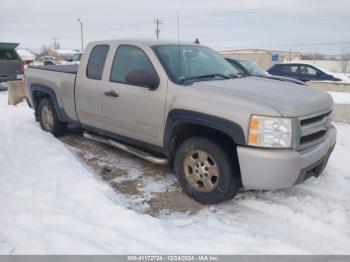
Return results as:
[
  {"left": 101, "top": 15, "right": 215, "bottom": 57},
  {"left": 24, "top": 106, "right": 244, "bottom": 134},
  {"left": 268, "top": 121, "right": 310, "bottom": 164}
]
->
[{"left": 83, "top": 131, "right": 168, "bottom": 165}]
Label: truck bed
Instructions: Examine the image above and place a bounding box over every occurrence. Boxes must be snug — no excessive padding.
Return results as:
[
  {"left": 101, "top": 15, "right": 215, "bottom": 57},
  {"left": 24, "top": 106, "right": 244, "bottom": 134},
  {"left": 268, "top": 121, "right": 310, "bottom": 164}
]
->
[
  {"left": 28, "top": 65, "right": 78, "bottom": 74},
  {"left": 25, "top": 65, "right": 78, "bottom": 122}
]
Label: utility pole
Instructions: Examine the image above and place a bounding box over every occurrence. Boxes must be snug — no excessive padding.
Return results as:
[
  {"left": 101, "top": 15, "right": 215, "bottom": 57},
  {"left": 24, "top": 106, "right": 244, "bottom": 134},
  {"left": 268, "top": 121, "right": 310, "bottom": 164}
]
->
[
  {"left": 289, "top": 49, "right": 292, "bottom": 62},
  {"left": 77, "top": 18, "right": 84, "bottom": 52},
  {"left": 154, "top": 19, "right": 163, "bottom": 39},
  {"left": 52, "top": 37, "right": 59, "bottom": 50}
]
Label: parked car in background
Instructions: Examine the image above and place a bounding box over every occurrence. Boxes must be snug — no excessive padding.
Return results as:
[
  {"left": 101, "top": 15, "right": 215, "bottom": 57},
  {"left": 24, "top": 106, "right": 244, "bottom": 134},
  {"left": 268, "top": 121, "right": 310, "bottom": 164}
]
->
[
  {"left": 24, "top": 39, "right": 336, "bottom": 204},
  {"left": 225, "top": 57, "right": 305, "bottom": 85},
  {"left": 42, "top": 56, "right": 56, "bottom": 66},
  {"left": 268, "top": 62, "right": 342, "bottom": 82},
  {"left": 0, "top": 42, "right": 23, "bottom": 84},
  {"left": 66, "top": 52, "right": 82, "bottom": 65}
]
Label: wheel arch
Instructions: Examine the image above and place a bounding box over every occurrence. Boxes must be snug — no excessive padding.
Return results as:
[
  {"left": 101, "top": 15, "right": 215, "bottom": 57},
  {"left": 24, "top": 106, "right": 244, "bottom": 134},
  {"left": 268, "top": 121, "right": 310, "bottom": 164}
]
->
[
  {"left": 30, "top": 84, "right": 78, "bottom": 125},
  {"left": 164, "top": 109, "right": 246, "bottom": 158},
  {"left": 30, "top": 84, "right": 64, "bottom": 121}
]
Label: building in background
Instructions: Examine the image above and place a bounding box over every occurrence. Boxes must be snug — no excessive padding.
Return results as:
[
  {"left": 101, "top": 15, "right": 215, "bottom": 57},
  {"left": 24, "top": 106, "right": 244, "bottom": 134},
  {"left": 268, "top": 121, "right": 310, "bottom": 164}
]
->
[
  {"left": 36, "top": 48, "right": 79, "bottom": 62},
  {"left": 289, "top": 59, "right": 350, "bottom": 73},
  {"left": 218, "top": 49, "right": 302, "bottom": 70},
  {"left": 54, "top": 49, "right": 79, "bottom": 60},
  {"left": 16, "top": 49, "right": 36, "bottom": 65}
]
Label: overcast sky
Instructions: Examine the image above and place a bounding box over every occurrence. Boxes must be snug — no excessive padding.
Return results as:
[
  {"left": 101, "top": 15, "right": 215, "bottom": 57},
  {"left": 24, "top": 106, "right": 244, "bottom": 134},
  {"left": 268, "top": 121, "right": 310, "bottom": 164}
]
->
[{"left": 1, "top": 0, "right": 350, "bottom": 54}]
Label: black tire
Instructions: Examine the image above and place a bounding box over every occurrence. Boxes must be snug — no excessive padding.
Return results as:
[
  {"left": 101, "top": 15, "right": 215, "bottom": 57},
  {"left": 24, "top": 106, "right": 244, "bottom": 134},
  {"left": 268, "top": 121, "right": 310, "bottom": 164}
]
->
[
  {"left": 174, "top": 137, "right": 240, "bottom": 204},
  {"left": 38, "top": 98, "right": 66, "bottom": 136}
]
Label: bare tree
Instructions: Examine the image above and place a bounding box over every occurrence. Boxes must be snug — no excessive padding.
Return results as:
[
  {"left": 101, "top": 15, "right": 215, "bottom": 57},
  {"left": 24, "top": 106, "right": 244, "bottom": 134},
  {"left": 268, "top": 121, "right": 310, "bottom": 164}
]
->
[
  {"left": 301, "top": 52, "right": 325, "bottom": 60},
  {"left": 37, "top": 45, "right": 57, "bottom": 60},
  {"left": 39, "top": 45, "right": 50, "bottom": 56}
]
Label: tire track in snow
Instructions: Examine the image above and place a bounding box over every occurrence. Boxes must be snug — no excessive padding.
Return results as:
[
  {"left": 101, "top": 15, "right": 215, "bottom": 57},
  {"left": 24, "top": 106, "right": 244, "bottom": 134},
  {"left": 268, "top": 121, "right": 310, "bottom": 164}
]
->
[
  {"left": 233, "top": 196, "right": 350, "bottom": 252},
  {"left": 213, "top": 202, "right": 320, "bottom": 253},
  {"left": 286, "top": 184, "right": 350, "bottom": 205},
  {"left": 256, "top": 193, "right": 349, "bottom": 231}
]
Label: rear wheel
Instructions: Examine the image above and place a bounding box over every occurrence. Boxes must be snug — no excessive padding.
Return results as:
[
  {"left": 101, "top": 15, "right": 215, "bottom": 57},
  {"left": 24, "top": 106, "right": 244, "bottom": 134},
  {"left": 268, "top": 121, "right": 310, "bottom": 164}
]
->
[
  {"left": 174, "top": 137, "right": 240, "bottom": 204},
  {"left": 38, "top": 98, "right": 66, "bottom": 136}
]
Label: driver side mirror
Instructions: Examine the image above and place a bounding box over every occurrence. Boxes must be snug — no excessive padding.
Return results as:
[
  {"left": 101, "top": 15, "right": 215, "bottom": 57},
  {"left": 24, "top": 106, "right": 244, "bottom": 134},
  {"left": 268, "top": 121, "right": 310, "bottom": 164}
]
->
[{"left": 125, "top": 70, "right": 159, "bottom": 90}]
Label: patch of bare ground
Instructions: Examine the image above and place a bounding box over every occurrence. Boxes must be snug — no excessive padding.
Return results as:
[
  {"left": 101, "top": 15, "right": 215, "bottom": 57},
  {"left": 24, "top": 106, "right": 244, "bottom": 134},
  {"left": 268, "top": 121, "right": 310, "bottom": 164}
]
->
[{"left": 59, "top": 131, "right": 204, "bottom": 215}]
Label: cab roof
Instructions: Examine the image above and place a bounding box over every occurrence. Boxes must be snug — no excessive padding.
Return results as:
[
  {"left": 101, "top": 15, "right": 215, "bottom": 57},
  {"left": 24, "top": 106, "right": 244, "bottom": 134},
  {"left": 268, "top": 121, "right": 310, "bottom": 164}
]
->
[{"left": 88, "top": 39, "right": 199, "bottom": 47}]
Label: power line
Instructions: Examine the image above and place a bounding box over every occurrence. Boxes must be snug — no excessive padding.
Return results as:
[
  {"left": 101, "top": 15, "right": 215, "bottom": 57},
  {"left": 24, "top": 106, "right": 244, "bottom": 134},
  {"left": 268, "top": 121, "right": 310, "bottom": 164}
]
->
[
  {"left": 207, "top": 0, "right": 334, "bottom": 15},
  {"left": 265, "top": 41, "right": 350, "bottom": 47},
  {"left": 213, "top": 41, "right": 350, "bottom": 50},
  {"left": 20, "top": 0, "right": 349, "bottom": 46},
  {"left": 157, "top": 0, "right": 347, "bottom": 20}
]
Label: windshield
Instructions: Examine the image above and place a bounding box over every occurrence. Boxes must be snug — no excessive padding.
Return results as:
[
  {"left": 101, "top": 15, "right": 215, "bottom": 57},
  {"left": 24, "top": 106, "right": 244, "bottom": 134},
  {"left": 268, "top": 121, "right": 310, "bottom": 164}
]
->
[
  {"left": 237, "top": 60, "right": 267, "bottom": 77},
  {"left": 153, "top": 45, "right": 241, "bottom": 84}
]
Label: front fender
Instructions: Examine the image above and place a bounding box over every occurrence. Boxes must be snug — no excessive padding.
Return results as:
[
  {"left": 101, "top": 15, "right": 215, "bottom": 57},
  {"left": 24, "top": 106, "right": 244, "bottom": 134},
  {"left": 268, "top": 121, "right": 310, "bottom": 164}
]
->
[{"left": 164, "top": 109, "right": 246, "bottom": 155}]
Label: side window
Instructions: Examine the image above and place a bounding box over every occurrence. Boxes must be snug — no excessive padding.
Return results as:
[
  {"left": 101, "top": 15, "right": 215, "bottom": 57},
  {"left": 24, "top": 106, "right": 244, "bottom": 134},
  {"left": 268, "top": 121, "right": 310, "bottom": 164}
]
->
[
  {"left": 86, "top": 45, "right": 109, "bottom": 80},
  {"left": 280, "top": 65, "right": 298, "bottom": 74},
  {"left": 110, "top": 45, "right": 157, "bottom": 85},
  {"left": 299, "top": 65, "right": 318, "bottom": 76}
]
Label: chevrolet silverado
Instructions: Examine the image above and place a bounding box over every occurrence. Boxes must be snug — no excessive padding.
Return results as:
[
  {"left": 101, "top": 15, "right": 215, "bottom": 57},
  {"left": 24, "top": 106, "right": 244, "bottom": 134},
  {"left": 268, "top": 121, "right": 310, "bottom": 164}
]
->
[{"left": 24, "top": 40, "right": 337, "bottom": 204}]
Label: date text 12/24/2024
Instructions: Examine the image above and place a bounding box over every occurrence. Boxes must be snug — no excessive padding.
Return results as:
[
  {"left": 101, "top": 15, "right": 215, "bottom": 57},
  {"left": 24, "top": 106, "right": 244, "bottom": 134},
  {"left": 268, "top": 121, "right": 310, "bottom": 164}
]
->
[{"left": 127, "top": 255, "right": 218, "bottom": 261}]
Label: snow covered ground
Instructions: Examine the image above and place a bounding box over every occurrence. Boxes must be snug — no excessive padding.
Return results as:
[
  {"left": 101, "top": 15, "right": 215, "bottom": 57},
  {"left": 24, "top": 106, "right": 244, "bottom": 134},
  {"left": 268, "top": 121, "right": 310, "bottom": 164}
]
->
[
  {"left": 0, "top": 82, "right": 8, "bottom": 91},
  {"left": 0, "top": 91, "right": 350, "bottom": 254},
  {"left": 329, "top": 73, "right": 350, "bottom": 84},
  {"left": 328, "top": 91, "right": 350, "bottom": 104}
]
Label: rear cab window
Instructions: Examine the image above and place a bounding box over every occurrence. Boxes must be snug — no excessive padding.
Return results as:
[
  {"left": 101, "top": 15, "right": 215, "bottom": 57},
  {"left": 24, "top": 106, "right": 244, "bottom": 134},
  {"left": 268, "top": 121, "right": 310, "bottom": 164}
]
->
[
  {"left": 0, "top": 50, "right": 19, "bottom": 60},
  {"left": 86, "top": 45, "right": 109, "bottom": 80}
]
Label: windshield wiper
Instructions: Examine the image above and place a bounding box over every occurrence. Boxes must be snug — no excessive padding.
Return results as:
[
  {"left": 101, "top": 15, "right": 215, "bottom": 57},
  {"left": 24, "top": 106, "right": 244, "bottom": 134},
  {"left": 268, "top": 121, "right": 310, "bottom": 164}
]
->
[
  {"left": 180, "top": 73, "right": 230, "bottom": 83},
  {"left": 228, "top": 73, "right": 241, "bottom": 78}
]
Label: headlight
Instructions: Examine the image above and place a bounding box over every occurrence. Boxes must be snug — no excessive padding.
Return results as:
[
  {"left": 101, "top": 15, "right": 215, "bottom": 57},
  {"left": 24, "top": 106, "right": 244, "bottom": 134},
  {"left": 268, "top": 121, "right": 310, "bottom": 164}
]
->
[{"left": 248, "top": 115, "right": 292, "bottom": 148}]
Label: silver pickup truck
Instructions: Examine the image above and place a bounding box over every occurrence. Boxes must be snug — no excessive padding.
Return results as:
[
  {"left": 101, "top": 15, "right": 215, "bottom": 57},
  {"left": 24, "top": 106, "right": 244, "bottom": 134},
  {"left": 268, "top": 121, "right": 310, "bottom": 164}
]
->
[{"left": 24, "top": 40, "right": 336, "bottom": 204}]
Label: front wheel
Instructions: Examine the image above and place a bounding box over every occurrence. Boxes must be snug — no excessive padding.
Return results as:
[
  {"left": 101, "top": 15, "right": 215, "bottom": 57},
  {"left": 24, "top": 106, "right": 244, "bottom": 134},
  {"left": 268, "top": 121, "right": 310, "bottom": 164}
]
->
[
  {"left": 174, "top": 137, "right": 240, "bottom": 204},
  {"left": 38, "top": 98, "right": 66, "bottom": 136}
]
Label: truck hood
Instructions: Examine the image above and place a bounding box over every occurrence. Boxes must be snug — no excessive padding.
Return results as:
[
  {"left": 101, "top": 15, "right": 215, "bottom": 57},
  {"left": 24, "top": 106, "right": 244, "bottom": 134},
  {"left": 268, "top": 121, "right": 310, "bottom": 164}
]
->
[{"left": 193, "top": 77, "right": 333, "bottom": 117}]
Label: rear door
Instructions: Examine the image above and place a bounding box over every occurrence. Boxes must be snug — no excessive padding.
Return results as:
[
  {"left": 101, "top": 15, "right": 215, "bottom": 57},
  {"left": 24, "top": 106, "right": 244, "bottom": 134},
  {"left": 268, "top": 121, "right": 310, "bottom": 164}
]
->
[
  {"left": 75, "top": 44, "right": 110, "bottom": 129},
  {"left": 0, "top": 43, "right": 21, "bottom": 75},
  {"left": 101, "top": 44, "right": 167, "bottom": 146}
]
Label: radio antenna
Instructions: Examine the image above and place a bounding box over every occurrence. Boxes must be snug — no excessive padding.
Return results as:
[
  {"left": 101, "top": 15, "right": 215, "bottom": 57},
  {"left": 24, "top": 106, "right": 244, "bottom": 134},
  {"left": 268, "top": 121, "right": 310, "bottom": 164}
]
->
[{"left": 177, "top": 11, "right": 181, "bottom": 81}]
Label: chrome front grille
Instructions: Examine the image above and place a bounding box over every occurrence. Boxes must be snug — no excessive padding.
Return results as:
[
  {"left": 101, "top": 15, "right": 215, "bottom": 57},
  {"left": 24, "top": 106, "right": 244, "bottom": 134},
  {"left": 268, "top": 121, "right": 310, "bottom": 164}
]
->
[{"left": 296, "top": 109, "right": 332, "bottom": 149}]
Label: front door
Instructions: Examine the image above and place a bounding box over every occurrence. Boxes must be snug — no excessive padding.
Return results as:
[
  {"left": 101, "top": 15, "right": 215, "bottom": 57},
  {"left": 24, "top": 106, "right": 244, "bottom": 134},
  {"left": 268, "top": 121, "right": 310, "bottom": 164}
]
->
[
  {"left": 101, "top": 44, "right": 167, "bottom": 146},
  {"left": 298, "top": 65, "right": 319, "bottom": 82}
]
